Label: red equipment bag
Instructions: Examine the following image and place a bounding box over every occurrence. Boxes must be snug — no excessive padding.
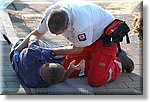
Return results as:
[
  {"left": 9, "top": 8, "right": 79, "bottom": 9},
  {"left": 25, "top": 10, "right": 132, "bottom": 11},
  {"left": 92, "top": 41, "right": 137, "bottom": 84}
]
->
[{"left": 102, "top": 19, "right": 130, "bottom": 47}]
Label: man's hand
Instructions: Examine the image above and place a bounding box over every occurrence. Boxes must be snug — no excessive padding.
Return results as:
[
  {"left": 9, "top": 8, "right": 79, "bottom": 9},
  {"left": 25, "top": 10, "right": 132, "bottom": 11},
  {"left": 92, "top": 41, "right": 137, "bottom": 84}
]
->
[
  {"left": 60, "top": 59, "right": 85, "bottom": 82},
  {"left": 68, "top": 59, "right": 85, "bottom": 71},
  {"left": 15, "top": 30, "right": 44, "bottom": 51}
]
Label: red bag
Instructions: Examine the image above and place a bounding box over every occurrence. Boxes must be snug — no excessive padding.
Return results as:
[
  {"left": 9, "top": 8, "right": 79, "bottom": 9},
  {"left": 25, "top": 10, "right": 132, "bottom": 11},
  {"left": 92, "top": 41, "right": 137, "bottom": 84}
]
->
[{"left": 102, "top": 19, "right": 130, "bottom": 47}]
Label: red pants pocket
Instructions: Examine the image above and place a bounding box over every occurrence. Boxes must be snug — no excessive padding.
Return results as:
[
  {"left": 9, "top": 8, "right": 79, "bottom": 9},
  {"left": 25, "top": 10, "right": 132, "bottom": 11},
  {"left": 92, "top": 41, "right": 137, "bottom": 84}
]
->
[{"left": 88, "top": 41, "right": 121, "bottom": 87}]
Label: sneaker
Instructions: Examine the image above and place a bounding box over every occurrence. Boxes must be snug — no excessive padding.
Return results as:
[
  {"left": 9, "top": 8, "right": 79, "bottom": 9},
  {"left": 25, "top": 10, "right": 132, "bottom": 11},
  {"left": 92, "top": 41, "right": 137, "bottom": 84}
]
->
[{"left": 117, "top": 50, "right": 134, "bottom": 73}]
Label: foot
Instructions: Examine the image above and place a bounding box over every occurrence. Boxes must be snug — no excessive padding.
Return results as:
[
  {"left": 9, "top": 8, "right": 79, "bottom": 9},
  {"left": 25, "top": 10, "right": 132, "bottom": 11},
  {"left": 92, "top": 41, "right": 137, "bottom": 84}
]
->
[{"left": 117, "top": 50, "right": 134, "bottom": 73}]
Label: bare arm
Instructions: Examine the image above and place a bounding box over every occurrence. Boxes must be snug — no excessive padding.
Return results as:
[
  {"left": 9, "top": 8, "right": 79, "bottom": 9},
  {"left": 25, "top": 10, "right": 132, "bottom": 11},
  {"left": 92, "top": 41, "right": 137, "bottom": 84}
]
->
[
  {"left": 15, "top": 30, "right": 83, "bottom": 55},
  {"left": 15, "top": 30, "right": 44, "bottom": 51},
  {"left": 60, "top": 59, "right": 85, "bottom": 82},
  {"left": 52, "top": 45, "right": 84, "bottom": 55}
]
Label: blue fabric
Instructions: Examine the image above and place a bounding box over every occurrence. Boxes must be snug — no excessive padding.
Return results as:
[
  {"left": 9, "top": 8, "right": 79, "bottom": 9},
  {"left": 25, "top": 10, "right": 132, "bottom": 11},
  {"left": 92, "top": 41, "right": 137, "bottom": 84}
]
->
[
  {"left": 0, "top": 0, "right": 14, "bottom": 12},
  {"left": 13, "top": 50, "right": 20, "bottom": 73},
  {"left": 28, "top": 39, "right": 54, "bottom": 62},
  {"left": 19, "top": 40, "right": 50, "bottom": 88},
  {"left": 41, "top": 48, "right": 53, "bottom": 62},
  {"left": 12, "top": 39, "right": 55, "bottom": 88}
]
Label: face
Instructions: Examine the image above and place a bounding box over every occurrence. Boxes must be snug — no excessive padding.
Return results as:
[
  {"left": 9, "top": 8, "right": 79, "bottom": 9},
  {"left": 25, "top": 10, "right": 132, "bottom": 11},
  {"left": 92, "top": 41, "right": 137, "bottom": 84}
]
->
[
  {"left": 40, "top": 63, "right": 57, "bottom": 70},
  {"left": 39, "top": 63, "right": 60, "bottom": 76},
  {"left": 39, "top": 63, "right": 53, "bottom": 83},
  {"left": 55, "top": 21, "right": 70, "bottom": 35},
  {"left": 55, "top": 29, "right": 67, "bottom": 35},
  {"left": 39, "top": 63, "right": 50, "bottom": 78}
]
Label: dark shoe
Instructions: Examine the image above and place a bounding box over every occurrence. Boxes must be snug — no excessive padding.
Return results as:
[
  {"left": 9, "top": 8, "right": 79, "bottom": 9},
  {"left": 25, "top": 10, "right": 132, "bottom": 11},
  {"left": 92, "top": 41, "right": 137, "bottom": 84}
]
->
[
  {"left": 9, "top": 38, "right": 24, "bottom": 63},
  {"left": 117, "top": 50, "right": 134, "bottom": 73}
]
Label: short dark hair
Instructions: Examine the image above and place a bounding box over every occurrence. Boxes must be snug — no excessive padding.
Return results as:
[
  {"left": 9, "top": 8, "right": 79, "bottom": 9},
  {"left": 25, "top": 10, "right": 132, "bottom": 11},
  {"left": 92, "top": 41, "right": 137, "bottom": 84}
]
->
[
  {"left": 47, "top": 9, "right": 69, "bottom": 34},
  {"left": 39, "top": 63, "right": 65, "bottom": 84}
]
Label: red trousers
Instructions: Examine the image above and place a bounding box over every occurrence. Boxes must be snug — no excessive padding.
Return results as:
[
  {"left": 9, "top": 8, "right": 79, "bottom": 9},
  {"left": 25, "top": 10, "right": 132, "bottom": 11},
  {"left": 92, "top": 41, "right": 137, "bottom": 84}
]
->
[{"left": 63, "top": 40, "right": 122, "bottom": 87}]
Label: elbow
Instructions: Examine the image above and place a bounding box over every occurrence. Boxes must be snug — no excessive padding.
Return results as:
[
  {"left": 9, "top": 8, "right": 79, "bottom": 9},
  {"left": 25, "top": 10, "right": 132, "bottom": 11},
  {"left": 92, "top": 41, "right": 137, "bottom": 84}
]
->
[{"left": 33, "top": 30, "right": 44, "bottom": 40}]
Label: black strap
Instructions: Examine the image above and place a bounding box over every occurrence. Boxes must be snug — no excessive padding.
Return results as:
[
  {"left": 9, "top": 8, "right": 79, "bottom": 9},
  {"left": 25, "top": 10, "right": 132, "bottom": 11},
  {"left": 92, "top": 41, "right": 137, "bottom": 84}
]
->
[
  {"left": 126, "top": 33, "right": 130, "bottom": 44},
  {"left": 117, "top": 42, "right": 122, "bottom": 53}
]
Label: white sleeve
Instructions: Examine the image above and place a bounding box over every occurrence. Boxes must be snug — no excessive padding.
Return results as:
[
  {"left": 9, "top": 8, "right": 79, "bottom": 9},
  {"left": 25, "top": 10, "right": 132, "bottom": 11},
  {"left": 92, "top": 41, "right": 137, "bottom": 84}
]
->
[
  {"left": 36, "top": 2, "right": 63, "bottom": 34},
  {"left": 37, "top": 7, "right": 53, "bottom": 33},
  {"left": 36, "top": 9, "right": 50, "bottom": 34},
  {"left": 72, "top": 25, "right": 93, "bottom": 47},
  {"left": 36, "top": 18, "right": 48, "bottom": 34}
]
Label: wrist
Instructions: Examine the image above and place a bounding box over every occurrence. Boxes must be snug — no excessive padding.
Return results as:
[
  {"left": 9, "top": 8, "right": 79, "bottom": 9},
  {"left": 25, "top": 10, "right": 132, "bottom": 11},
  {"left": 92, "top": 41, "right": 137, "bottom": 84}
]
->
[
  {"left": 68, "top": 66, "right": 76, "bottom": 72},
  {"left": 51, "top": 50, "right": 56, "bottom": 58}
]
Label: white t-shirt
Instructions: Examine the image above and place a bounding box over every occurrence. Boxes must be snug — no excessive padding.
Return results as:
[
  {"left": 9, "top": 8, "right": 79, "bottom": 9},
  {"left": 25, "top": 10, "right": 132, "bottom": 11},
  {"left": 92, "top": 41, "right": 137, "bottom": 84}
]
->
[{"left": 37, "top": 1, "right": 115, "bottom": 47}]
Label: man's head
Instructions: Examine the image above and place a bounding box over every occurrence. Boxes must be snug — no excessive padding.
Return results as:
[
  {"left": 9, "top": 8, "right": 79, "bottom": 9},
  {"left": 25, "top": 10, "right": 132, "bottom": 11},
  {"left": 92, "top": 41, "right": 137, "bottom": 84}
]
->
[
  {"left": 47, "top": 9, "right": 69, "bottom": 35},
  {"left": 39, "top": 63, "right": 65, "bottom": 84},
  {"left": 20, "top": 47, "right": 65, "bottom": 84}
]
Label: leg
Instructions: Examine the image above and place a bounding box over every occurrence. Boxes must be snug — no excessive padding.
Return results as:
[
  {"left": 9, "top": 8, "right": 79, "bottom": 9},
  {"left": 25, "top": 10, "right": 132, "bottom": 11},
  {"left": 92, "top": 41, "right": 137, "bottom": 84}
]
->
[{"left": 88, "top": 40, "right": 122, "bottom": 87}]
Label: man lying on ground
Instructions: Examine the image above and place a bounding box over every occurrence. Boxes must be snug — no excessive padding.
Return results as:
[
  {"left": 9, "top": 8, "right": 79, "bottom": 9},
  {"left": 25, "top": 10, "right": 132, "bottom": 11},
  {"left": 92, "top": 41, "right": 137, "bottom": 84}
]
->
[{"left": 9, "top": 35, "right": 85, "bottom": 88}]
